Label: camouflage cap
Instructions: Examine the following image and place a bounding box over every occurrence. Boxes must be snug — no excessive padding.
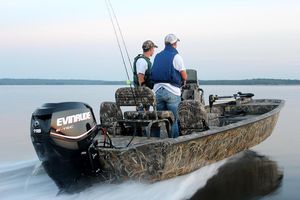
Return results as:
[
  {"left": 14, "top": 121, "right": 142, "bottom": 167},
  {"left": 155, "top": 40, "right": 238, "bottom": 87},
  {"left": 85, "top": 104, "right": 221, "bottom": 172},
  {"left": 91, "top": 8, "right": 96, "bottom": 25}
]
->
[{"left": 142, "top": 40, "right": 158, "bottom": 51}]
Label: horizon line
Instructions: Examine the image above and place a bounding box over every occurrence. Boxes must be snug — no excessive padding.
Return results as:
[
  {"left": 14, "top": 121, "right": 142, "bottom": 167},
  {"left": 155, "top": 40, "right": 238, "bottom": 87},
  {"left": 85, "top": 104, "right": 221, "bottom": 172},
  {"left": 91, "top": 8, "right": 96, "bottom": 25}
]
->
[{"left": 1, "top": 78, "right": 300, "bottom": 81}]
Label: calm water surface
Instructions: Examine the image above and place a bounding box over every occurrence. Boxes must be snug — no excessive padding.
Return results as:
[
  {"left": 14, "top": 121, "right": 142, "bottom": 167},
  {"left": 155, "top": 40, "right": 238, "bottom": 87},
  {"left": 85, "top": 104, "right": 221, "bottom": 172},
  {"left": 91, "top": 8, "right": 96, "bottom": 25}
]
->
[{"left": 0, "top": 85, "right": 299, "bottom": 200}]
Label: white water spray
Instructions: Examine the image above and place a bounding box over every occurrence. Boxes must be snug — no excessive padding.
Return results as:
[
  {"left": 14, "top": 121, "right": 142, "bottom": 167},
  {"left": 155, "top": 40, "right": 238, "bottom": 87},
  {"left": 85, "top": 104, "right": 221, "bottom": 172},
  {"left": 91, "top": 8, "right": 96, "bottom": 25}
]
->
[{"left": 0, "top": 159, "right": 226, "bottom": 200}]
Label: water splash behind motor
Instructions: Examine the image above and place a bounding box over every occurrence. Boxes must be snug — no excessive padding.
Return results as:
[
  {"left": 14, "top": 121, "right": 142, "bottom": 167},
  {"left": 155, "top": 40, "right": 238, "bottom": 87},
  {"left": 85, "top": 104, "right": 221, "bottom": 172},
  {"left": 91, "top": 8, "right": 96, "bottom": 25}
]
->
[{"left": 0, "top": 159, "right": 226, "bottom": 200}]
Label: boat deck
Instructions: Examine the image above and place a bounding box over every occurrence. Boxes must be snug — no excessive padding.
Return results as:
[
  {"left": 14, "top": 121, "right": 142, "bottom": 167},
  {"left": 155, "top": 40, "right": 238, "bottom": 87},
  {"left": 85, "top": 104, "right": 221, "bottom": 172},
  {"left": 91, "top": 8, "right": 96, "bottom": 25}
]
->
[
  {"left": 102, "top": 114, "right": 261, "bottom": 148},
  {"left": 108, "top": 135, "right": 160, "bottom": 148}
]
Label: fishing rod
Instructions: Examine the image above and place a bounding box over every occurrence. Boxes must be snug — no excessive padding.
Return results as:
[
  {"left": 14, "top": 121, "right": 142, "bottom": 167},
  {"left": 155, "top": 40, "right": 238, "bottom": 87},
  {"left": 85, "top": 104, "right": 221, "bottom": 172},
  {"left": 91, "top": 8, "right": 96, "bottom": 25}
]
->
[
  {"left": 107, "top": 0, "right": 134, "bottom": 72},
  {"left": 105, "top": 0, "right": 141, "bottom": 104},
  {"left": 105, "top": 0, "right": 150, "bottom": 145},
  {"left": 105, "top": 0, "right": 132, "bottom": 82}
]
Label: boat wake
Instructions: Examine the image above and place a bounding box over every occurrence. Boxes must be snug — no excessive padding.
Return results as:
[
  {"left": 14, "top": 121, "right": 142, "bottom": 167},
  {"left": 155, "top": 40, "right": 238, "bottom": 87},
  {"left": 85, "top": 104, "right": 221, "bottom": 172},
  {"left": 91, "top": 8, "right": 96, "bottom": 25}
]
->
[{"left": 0, "top": 159, "right": 226, "bottom": 200}]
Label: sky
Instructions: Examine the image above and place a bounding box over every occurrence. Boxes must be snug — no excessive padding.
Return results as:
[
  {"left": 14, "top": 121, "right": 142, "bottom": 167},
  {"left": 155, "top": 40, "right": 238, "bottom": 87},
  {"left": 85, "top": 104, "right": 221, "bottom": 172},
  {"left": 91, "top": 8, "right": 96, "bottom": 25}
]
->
[{"left": 1, "top": 0, "right": 299, "bottom": 80}]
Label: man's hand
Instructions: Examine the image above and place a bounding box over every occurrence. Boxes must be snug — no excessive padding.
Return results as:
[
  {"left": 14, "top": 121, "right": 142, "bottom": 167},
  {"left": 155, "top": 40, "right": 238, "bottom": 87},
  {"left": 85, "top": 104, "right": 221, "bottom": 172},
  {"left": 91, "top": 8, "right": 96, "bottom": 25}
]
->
[
  {"left": 180, "top": 70, "right": 187, "bottom": 81},
  {"left": 138, "top": 73, "right": 145, "bottom": 86}
]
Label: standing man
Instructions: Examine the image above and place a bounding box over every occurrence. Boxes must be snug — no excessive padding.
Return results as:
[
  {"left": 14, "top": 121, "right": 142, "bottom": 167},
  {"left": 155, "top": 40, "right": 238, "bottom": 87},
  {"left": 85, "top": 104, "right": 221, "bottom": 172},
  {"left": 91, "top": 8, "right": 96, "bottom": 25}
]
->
[
  {"left": 151, "top": 34, "right": 187, "bottom": 138},
  {"left": 133, "top": 40, "right": 158, "bottom": 88}
]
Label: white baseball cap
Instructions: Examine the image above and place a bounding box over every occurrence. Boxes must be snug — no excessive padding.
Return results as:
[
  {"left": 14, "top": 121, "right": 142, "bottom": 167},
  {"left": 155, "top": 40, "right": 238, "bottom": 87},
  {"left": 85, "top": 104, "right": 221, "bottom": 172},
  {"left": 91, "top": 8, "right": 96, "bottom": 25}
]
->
[{"left": 164, "top": 34, "right": 180, "bottom": 44}]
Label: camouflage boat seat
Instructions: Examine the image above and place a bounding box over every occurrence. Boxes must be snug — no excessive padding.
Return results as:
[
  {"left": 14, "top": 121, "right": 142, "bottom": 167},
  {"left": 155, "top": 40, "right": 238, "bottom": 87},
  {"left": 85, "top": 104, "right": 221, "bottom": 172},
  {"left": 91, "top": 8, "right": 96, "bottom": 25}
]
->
[
  {"left": 178, "top": 100, "right": 209, "bottom": 135},
  {"left": 124, "top": 110, "right": 175, "bottom": 123},
  {"left": 181, "top": 69, "right": 205, "bottom": 103},
  {"left": 108, "top": 87, "right": 172, "bottom": 138},
  {"left": 100, "top": 101, "right": 124, "bottom": 135}
]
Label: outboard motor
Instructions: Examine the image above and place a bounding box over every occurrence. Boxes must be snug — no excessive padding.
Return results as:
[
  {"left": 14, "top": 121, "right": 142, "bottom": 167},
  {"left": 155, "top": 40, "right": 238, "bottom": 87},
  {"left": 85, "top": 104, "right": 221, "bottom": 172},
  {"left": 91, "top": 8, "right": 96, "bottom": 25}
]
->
[{"left": 30, "top": 102, "right": 100, "bottom": 189}]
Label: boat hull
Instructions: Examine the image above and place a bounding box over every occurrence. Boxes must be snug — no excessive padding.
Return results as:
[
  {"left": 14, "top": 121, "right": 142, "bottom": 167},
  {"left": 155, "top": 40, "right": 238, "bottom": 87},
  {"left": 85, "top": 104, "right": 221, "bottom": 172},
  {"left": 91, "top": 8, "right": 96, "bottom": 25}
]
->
[{"left": 97, "top": 100, "right": 282, "bottom": 182}]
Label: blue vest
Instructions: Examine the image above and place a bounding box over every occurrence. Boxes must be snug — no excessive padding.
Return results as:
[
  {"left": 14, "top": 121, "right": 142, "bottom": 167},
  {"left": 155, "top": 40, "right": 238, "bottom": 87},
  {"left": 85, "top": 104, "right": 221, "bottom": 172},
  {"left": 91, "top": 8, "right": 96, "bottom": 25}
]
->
[{"left": 151, "top": 45, "right": 182, "bottom": 88}]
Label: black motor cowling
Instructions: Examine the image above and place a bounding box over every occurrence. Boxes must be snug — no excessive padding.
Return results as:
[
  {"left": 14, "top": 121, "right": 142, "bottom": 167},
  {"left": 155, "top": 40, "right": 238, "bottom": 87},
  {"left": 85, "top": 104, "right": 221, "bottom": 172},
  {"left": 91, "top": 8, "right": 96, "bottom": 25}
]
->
[{"left": 30, "top": 102, "right": 99, "bottom": 189}]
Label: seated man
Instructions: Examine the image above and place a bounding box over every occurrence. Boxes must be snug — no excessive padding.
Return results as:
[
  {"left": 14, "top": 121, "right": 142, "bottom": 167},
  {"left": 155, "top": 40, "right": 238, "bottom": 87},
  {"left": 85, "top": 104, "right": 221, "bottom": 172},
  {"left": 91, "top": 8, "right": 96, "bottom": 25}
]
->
[{"left": 151, "top": 34, "right": 187, "bottom": 138}]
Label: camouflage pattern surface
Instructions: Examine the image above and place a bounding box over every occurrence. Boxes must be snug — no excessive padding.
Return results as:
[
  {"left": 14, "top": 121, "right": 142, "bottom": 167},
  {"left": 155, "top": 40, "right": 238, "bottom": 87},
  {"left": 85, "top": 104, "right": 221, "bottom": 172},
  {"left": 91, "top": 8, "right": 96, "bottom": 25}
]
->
[
  {"left": 124, "top": 110, "right": 175, "bottom": 124},
  {"left": 178, "top": 100, "right": 209, "bottom": 135},
  {"left": 181, "top": 69, "right": 204, "bottom": 103},
  {"left": 101, "top": 87, "right": 174, "bottom": 137},
  {"left": 181, "top": 83, "right": 205, "bottom": 104},
  {"left": 100, "top": 102, "right": 123, "bottom": 135},
  {"left": 100, "top": 102, "right": 123, "bottom": 126},
  {"left": 142, "top": 40, "right": 158, "bottom": 51},
  {"left": 96, "top": 99, "right": 284, "bottom": 183},
  {"left": 223, "top": 100, "right": 279, "bottom": 115},
  {"left": 207, "top": 112, "right": 220, "bottom": 127},
  {"left": 115, "top": 87, "right": 156, "bottom": 107}
]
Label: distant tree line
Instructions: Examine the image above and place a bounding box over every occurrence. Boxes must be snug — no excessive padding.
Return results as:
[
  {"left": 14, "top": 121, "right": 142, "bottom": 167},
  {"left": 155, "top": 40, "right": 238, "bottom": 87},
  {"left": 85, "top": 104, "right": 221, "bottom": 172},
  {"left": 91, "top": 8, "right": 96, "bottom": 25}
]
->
[
  {"left": 0, "top": 78, "right": 300, "bottom": 85},
  {"left": 0, "top": 79, "right": 125, "bottom": 85},
  {"left": 199, "top": 79, "right": 300, "bottom": 85}
]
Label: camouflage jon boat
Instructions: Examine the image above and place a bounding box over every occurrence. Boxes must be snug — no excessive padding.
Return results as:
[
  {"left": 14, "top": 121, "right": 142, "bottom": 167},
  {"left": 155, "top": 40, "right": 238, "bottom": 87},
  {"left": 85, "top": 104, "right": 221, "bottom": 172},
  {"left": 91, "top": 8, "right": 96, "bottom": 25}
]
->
[
  {"left": 30, "top": 70, "right": 284, "bottom": 189},
  {"left": 96, "top": 98, "right": 284, "bottom": 182}
]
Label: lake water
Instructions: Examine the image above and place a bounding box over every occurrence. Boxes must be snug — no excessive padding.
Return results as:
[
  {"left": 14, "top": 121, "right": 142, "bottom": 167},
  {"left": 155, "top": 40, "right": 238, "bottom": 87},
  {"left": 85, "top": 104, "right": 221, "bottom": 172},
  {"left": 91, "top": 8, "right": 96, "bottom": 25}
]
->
[{"left": 0, "top": 85, "right": 299, "bottom": 200}]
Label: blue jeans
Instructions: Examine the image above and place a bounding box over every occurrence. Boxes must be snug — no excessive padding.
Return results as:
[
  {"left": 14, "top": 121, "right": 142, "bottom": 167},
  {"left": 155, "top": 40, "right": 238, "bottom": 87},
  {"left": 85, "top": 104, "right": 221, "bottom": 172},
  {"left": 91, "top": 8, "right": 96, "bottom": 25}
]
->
[{"left": 155, "top": 87, "right": 181, "bottom": 138}]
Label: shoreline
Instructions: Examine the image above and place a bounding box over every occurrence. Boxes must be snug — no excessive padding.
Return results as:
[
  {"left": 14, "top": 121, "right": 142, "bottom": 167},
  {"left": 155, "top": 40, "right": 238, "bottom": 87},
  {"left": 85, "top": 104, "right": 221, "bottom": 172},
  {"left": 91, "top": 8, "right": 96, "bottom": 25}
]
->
[{"left": 1, "top": 78, "right": 300, "bottom": 86}]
